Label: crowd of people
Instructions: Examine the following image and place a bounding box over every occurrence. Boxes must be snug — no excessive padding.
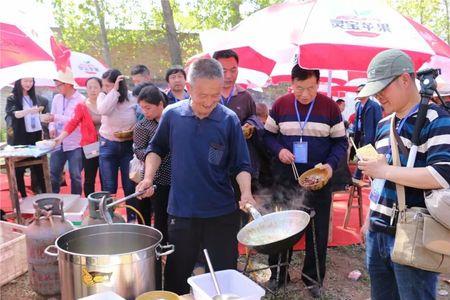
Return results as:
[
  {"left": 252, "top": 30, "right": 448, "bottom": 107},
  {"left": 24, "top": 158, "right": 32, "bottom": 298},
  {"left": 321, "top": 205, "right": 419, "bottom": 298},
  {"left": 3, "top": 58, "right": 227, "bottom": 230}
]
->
[{"left": 4, "top": 48, "right": 450, "bottom": 299}]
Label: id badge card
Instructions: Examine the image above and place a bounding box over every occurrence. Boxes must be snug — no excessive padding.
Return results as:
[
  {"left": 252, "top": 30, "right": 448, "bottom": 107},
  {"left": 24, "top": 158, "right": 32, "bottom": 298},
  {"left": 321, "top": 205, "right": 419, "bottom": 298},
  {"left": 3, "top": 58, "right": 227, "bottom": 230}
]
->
[
  {"left": 293, "top": 141, "right": 308, "bottom": 163},
  {"left": 369, "top": 178, "right": 386, "bottom": 203}
]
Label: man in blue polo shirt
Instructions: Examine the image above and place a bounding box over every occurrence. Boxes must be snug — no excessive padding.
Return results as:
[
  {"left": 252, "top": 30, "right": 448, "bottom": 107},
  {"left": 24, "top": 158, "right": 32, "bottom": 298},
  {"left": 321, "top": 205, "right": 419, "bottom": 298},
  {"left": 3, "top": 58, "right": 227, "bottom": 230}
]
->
[
  {"left": 359, "top": 49, "right": 450, "bottom": 300},
  {"left": 136, "top": 58, "right": 255, "bottom": 294}
]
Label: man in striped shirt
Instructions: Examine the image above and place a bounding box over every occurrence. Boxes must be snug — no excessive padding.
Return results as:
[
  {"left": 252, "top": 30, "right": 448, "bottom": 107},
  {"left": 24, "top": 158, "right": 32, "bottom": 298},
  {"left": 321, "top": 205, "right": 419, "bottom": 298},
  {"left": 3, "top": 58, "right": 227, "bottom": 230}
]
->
[
  {"left": 264, "top": 65, "right": 347, "bottom": 296},
  {"left": 358, "top": 49, "right": 450, "bottom": 300}
]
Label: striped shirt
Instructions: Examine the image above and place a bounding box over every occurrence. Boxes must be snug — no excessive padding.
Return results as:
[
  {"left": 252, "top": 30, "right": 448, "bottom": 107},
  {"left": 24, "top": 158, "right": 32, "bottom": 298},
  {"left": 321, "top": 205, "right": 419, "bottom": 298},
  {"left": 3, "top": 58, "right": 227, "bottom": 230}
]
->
[
  {"left": 369, "top": 104, "right": 450, "bottom": 225},
  {"left": 264, "top": 92, "right": 348, "bottom": 174}
]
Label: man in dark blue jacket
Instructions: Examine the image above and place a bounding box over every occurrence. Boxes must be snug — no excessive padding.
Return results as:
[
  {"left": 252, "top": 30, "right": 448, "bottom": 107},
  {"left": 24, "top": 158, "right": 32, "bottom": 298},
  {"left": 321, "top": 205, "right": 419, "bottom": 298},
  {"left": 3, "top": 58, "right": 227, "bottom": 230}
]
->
[{"left": 353, "top": 84, "right": 383, "bottom": 179}]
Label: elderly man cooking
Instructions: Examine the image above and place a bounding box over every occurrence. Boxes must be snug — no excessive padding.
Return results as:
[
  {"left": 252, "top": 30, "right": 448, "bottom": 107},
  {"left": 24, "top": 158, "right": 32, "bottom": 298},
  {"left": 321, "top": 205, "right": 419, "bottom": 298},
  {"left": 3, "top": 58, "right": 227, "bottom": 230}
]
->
[{"left": 136, "top": 58, "right": 256, "bottom": 294}]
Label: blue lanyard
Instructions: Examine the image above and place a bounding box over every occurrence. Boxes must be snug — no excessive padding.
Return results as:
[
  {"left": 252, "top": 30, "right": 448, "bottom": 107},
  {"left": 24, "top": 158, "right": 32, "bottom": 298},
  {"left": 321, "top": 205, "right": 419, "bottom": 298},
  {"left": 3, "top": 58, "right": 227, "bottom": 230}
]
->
[
  {"left": 294, "top": 98, "right": 315, "bottom": 141},
  {"left": 396, "top": 104, "right": 419, "bottom": 134},
  {"left": 23, "top": 96, "right": 34, "bottom": 108},
  {"left": 357, "top": 103, "right": 363, "bottom": 130},
  {"left": 62, "top": 97, "right": 67, "bottom": 114},
  {"left": 221, "top": 86, "right": 235, "bottom": 106},
  {"left": 388, "top": 103, "right": 419, "bottom": 159}
]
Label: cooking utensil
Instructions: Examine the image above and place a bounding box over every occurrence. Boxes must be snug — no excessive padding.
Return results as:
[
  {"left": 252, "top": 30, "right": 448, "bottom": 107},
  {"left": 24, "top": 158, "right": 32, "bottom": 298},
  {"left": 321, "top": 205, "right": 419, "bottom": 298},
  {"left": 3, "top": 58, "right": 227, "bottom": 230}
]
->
[
  {"left": 203, "top": 249, "right": 240, "bottom": 300},
  {"left": 44, "top": 223, "right": 174, "bottom": 300},
  {"left": 291, "top": 162, "right": 299, "bottom": 181},
  {"left": 237, "top": 204, "right": 310, "bottom": 255},
  {"left": 99, "top": 186, "right": 155, "bottom": 224}
]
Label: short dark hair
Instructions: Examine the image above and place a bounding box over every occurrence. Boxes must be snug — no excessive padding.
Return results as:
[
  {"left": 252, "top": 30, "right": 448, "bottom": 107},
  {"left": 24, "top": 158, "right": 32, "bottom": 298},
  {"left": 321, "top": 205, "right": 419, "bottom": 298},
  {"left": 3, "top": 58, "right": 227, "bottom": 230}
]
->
[
  {"left": 137, "top": 85, "right": 168, "bottom": 107},
  {"left": 336, "top": 98, "right": 345, "bottom": 104},
  {"left": 291, "top": 64, "right": 320, "bottom": 82},
  {"left": 132, "top": 82, "right": 154, "bottom": 97},
  {"left": 102, "top": 69, "right": 128, "bottom": 103},
  {"left": 130, "top": 64, "right": 150, "bottom": 76},
  {"left": 212, "top": 49, "right": 239, "bottom": 64},
  {"left": 165, "top": 66, "right": 186, "bottom": 82}
]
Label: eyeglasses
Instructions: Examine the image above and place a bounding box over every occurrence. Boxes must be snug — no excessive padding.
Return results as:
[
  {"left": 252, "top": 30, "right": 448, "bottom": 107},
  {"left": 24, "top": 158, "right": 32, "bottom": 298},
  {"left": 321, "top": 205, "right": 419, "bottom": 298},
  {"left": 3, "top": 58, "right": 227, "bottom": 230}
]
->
[{"left": 375, "top": 76, "right": 400, "bottom": 99}]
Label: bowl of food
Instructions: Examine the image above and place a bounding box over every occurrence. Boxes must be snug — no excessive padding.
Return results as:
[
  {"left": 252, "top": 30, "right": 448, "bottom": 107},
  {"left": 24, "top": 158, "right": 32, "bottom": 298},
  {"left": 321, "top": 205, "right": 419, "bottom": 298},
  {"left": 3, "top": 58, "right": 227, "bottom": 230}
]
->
[
  {"left": 136, "top": 291, "right": 179, "bottom": 300},
  {"left": 36, "top": 140, "right": 56, "bottom": 150},
  {"left": 242, "top": 123, "right": 254, "bottom": 139},
  {"left": 113, "top": 129, "right": 133, "bottom": 140},
  {"left": 298, "top": 165, "right": 329, "bottom": 191}
]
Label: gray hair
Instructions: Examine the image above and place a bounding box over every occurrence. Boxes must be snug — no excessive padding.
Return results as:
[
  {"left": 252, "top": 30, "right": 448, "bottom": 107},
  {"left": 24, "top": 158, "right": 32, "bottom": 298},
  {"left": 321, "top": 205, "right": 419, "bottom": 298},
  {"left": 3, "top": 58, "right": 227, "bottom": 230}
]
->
[{"left": 187, "top": 58, "right": 223, "bottom": 85}]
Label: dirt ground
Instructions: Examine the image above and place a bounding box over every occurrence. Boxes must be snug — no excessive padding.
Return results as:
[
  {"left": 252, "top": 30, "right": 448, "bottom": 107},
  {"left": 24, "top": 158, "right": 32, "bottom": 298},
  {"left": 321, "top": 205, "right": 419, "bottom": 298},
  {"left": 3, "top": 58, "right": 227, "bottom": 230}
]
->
[{"left": 1, "top": 245, "right": 449, "bottom": 300}]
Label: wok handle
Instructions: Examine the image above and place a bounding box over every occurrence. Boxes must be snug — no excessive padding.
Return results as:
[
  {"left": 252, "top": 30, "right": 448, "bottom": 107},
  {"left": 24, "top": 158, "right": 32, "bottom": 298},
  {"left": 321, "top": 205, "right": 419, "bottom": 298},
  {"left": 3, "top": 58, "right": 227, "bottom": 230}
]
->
[
  {"left": 155, "top": 244, "right": 175, "bottom": 258},
  {"left": 106, "top": 185, "right": 157, "bottom": 209},
  {"left": 244, "top": 203, "right": 262, "bottom": 220},
  {"left": 44, "top": 245, "right": 58, "bottom": 257}
]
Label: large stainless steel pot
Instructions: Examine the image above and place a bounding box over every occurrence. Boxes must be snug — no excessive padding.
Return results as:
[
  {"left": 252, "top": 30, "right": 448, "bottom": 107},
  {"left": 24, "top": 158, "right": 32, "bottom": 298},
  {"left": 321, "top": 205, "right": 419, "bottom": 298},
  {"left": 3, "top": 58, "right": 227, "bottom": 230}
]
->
[{"left": 45, "top": 224, "right": 174, "bottom": 300}]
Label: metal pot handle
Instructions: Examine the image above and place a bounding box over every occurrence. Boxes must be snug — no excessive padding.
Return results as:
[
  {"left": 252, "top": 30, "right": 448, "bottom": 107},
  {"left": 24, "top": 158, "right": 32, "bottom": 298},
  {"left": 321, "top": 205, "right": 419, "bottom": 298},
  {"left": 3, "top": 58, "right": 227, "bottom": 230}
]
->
[
  {"left": 155, "top": 244, "right": 175, "bottom": 258},
  {"left": 44, "top": 245, "right": 58, "bottom": 257},
  {"left": 244, "top": 203, "right": 262, "bottom": 220}
]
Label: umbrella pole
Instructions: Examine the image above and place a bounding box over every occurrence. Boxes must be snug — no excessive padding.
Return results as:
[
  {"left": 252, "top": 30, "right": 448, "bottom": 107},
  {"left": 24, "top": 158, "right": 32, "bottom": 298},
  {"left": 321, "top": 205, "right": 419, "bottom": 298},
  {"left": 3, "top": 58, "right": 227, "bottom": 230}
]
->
[{"left": 327, "top": 70, "right": 332, "bottom": 98}]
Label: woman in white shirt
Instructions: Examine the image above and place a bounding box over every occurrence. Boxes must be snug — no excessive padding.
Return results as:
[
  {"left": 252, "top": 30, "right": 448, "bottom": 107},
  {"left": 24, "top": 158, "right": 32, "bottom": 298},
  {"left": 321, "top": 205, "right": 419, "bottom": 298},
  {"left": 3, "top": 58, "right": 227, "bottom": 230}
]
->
[{"left": 97, "top": 69, "right": 138, "bottom": 222}]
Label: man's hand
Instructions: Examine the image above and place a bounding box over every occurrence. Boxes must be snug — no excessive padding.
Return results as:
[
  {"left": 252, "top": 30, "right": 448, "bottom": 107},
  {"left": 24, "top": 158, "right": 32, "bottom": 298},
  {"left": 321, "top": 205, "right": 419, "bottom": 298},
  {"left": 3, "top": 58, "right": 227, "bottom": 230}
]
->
[
  {"left": 316, "top": 163, "right": 333, "bottom": 180},
  {"left": 53, "top": 136, "right": 63, "bottom": 146},
  {"left": 239, "top": 192, "right": 256, "bottom": 212},
  {"left": 40, "top": 113, "right": 54, "bottom": 123},
  {"left": 358, "top": 154, "right": 388, "bottom": 179},
  {"left": 114, "top": 75, "right": 125, "bottom": 91},
  {"left": 49, "top": 129, "right": 56, "bottom": 139},
  {"left": 136, "top": 178, "right": 155, "bottom": 199},
  {"left": 278, "top": 148, "right": 295, "bottom": 164},
  {"left": 360, "top": 219, "right": 369, "bottom": 245}
]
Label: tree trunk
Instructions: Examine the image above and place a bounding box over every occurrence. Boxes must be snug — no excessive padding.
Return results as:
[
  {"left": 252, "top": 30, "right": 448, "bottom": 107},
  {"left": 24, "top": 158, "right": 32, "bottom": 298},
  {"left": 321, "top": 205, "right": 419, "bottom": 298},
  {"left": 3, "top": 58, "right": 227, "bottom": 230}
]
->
[
  {"left": 231, "top": 1, "right": 242, "bottom": 26},
  {"left": 160, "top": 0, "right": 182, "bottom": 65},
  {"left": 93, "top": 0, "right": 112, "bottom": 66},
  {"left": 444, "top": 0, "right": 450, "bottom": 44}
]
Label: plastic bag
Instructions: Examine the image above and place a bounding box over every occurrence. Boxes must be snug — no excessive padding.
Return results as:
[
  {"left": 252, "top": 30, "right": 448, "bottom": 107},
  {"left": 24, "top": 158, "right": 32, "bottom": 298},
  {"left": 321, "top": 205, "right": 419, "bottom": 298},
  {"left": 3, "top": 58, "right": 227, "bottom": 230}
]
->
[{"left": 129, "top": 155, "right": 144, "bottom": 183}]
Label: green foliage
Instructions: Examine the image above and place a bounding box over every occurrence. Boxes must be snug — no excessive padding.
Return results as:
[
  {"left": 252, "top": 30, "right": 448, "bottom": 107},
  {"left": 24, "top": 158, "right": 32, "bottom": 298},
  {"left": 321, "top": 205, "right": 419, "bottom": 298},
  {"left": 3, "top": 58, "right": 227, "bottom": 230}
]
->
[
  {"left": 51, "top": 0, "right": 159, "bottom": 52},
  {"left": 389, "top": 0, "right": 450, "bottom": 44}
]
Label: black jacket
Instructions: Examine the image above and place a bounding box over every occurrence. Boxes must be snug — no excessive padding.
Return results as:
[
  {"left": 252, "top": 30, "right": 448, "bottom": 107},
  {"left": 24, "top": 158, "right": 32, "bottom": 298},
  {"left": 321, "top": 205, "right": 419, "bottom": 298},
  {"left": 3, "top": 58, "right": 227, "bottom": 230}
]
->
[{"left": 5, "top": 94, "right": 49, "bottom": 145}]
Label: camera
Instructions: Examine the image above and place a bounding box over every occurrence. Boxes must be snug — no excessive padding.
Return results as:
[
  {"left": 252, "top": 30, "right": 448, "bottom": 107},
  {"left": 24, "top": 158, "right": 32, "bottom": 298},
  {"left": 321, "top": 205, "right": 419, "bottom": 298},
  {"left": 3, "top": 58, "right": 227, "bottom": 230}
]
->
[{"left": 417, "top": 68, "right": 441, "bottom": 98}]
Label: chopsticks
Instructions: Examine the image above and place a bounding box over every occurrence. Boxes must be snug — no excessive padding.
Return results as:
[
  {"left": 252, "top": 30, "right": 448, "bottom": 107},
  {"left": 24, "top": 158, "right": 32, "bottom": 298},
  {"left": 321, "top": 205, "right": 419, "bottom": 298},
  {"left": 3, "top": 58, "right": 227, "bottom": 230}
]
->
[
  {"left": 349, "top": 137, "right": 373, "bottom": 184},
  {"left": 291, "top": 162, "right": 299, "bottom": 181}
]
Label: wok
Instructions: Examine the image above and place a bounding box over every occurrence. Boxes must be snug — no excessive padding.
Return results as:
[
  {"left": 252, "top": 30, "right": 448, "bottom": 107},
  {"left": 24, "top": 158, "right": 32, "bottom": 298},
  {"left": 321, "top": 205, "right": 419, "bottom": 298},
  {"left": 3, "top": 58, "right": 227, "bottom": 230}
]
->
[{"left": 237, "top": 204, "right": 310, "bottom": 255}]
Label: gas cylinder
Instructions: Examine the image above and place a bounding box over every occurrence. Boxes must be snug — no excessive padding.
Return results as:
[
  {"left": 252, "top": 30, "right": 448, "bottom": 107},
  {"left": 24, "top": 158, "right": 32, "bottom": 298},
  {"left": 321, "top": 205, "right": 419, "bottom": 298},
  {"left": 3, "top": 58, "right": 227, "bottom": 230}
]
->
[
  {"left": 25, "top": 198, "right": 74, "bottom": 296},
  {"left": 82, "top": 191, "right": 125, "bottom": 226}
]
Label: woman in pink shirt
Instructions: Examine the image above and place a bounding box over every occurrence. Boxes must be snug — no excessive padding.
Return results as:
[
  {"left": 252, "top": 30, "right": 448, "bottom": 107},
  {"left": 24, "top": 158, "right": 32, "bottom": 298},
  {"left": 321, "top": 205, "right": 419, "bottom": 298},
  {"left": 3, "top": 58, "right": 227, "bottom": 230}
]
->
[
  {"left": 97, "top": 69, "right": 138, "bottom": 222},
  {"left": 54, "top": 77, "right": 102, "bottom": 196}
]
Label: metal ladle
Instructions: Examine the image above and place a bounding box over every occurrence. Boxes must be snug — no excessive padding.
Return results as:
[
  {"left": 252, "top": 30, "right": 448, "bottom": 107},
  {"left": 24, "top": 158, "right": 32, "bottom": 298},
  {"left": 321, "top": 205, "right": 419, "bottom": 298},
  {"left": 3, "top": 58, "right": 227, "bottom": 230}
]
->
[
  {"left": 99, "top": 186, "right": 156, "bottom": 224},
  {"left": 203, "top": 249, "right": 241, "bottom": 300}
]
